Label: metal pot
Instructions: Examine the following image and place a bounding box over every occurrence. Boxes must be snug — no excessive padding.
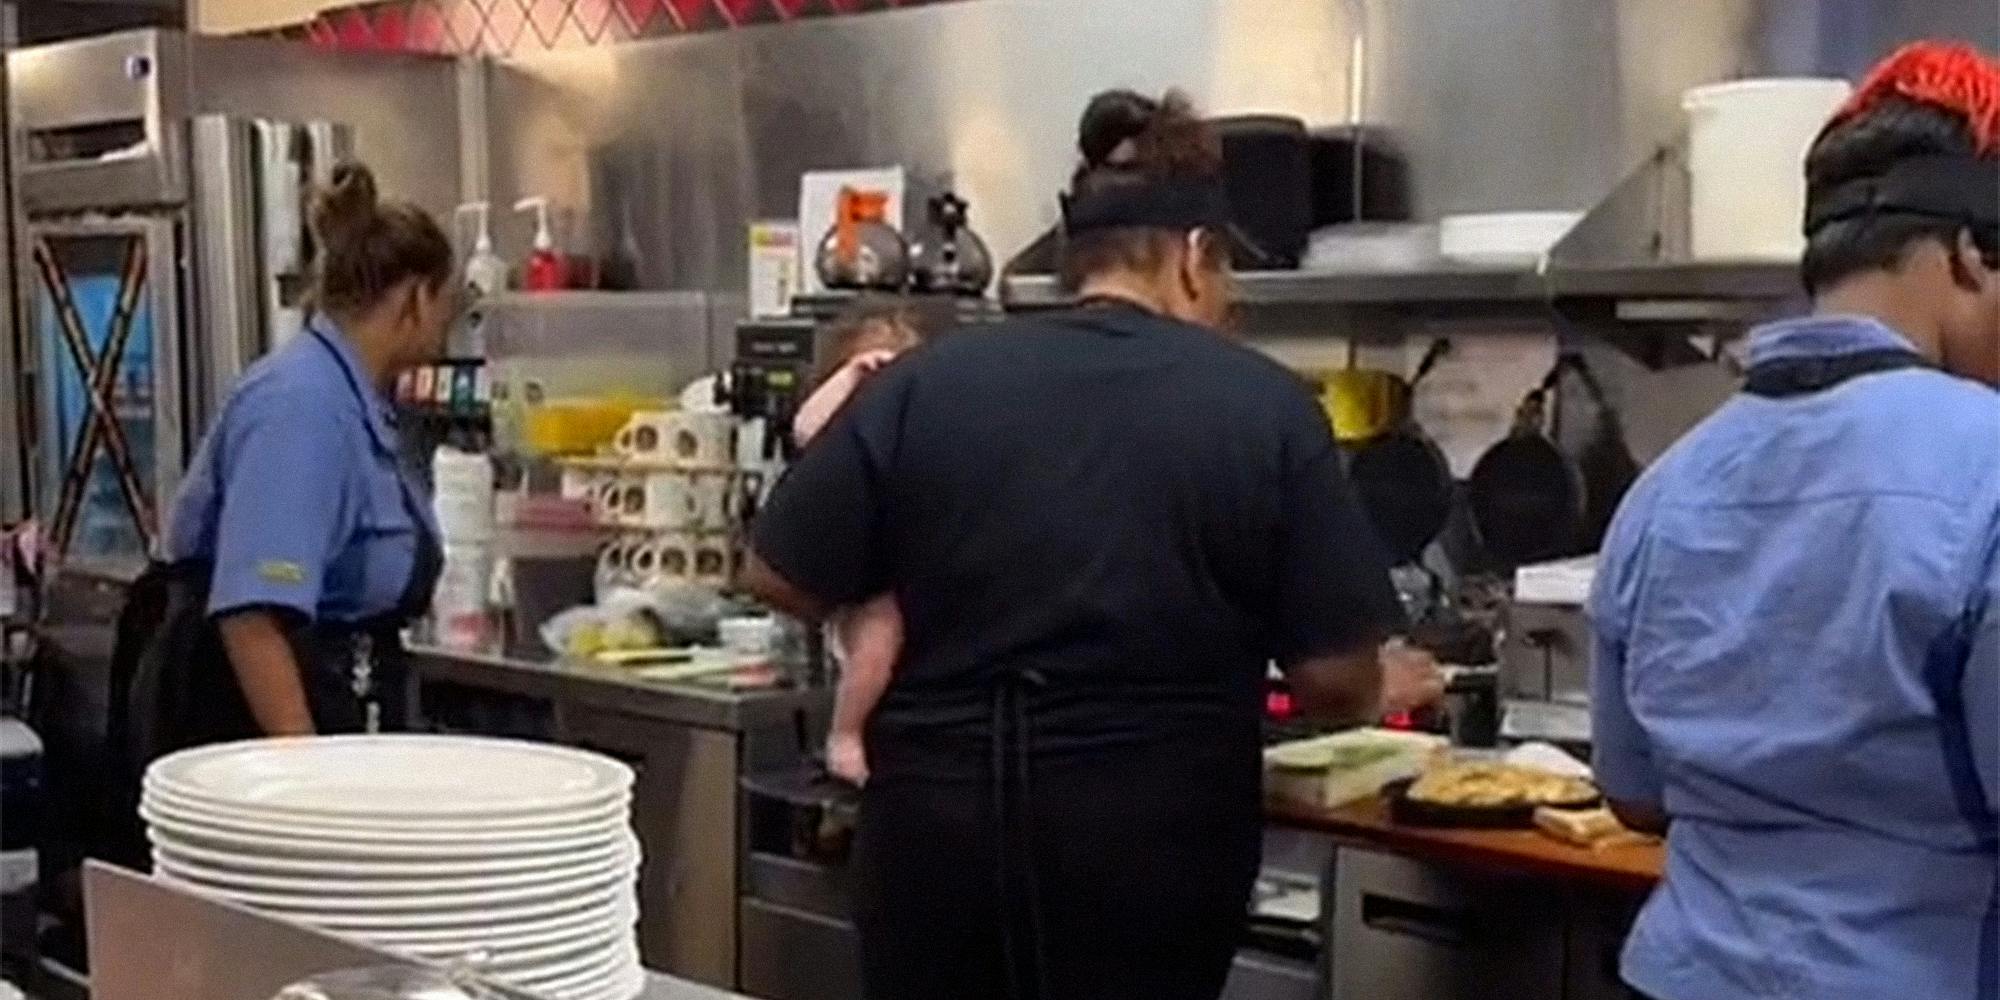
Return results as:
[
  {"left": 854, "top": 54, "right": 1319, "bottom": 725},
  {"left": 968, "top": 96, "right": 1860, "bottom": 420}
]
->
[
  {"left": 814, "top": 187, "right": 910, "bottom": 292},
  {"left": 908, "top": 192, "right": 994, "bottom": 296}
]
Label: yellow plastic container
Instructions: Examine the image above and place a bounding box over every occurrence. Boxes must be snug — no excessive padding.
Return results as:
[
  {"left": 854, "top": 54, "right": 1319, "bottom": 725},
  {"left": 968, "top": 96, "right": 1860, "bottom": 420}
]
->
[{"left": 521, "top": 396, "right": 666, "bottom": 456}]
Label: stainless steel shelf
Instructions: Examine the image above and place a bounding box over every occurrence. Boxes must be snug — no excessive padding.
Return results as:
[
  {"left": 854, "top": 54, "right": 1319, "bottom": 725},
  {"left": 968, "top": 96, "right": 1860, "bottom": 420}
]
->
[
  {"left": 1546, "top": 261, "right": 1800, "bottom": 300},
  {"left": 1002, "top": 266, "right": 1545, "bottom": 310},
  {"left": 1002, "top": 260, "right": 1803, "bottom": 315}
]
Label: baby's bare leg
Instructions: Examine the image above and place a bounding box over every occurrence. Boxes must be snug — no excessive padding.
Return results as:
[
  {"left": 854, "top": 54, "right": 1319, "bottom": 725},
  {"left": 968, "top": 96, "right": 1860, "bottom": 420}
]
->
[{"left": 827, "top": 593, "right": 903, "bottom": 785}]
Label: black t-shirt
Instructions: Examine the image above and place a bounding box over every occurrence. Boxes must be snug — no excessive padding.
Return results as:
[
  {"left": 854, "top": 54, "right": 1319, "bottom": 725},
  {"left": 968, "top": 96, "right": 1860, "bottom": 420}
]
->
[{"left": 753, "top": 303, "right": 1404, "bottom": 780}]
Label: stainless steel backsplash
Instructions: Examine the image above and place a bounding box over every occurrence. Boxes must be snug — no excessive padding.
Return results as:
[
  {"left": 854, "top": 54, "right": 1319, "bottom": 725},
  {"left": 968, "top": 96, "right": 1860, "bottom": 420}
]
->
[{"left": 474, "top": 0, "right": 1992, "bottom": 293}]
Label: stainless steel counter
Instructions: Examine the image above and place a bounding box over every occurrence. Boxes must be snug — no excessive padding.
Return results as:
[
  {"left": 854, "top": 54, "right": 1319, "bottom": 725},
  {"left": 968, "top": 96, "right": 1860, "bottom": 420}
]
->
[
  {"left": 405, "top": 645, "right": 831, "bottom": 994},
  {"left": 406, "top": 645, "right": 828, "bottom": 733}
]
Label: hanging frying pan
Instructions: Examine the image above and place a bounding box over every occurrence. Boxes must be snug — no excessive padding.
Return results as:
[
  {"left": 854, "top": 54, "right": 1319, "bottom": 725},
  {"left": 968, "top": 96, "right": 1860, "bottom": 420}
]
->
[
  {"left": 1466, "top": 359, "right": 1584, "bottom": 568},
  {"left": 1343, "top": 340, "right": 1455, "bottom": 567},
  {"left": 1564, "top": 356, "right": 1641, "bottom": 552}
]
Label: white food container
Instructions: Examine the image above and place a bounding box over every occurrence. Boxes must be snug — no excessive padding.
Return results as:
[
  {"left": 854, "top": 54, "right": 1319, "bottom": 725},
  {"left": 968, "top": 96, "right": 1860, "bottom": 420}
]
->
[
  {"left": 1264, "top": 728, "right": 1449, "bottom": 808},
  {"left": 1683, "top": 77, "right": 1852, "bottom": 261}
]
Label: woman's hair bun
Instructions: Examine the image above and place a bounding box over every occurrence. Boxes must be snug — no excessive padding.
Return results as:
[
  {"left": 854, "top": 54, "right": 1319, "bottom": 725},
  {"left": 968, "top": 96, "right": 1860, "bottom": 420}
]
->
[
  {"left": 305, "top": 159, "right": 453, "bottom": 316},
  {"left": 1073, "top": 89, "right": 1218, "bottom": 179},
  {"left": 1079, "top": 90, "right": 1161, "bottom": 167},
  {"left": 311, "top": 161, "right": 381, "bottom": 251}
]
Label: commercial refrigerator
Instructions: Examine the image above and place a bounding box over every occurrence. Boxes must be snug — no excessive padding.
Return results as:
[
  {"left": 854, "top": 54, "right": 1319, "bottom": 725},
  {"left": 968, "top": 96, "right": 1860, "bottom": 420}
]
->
[{"left": 5, "top": 28, "right": 470, "bottom": 577}]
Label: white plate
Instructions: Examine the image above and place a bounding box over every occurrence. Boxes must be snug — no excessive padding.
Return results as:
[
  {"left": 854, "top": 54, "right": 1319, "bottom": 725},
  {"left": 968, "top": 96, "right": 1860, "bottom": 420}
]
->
[
  {"left": 341, "top": 896, "right": 637, "bottom": 946},
  {"left": 186, "top": 879, "right": 637, "bottom": 931},
  {"left": 146, "top": 735, "right": 633, "bottom": 818},
  {"left": 142, "top": 781, "right": 632, "bottom": 837},
  {"left": 399, "top": 923, "right": 629, "bottom": 969},
  {"left": 151, "top": 843, "right": 635, "bottom": 895},
  {"left": 155, "top": 866, "right": 633, "bottom": 914},
  {"left": 510, "top": 962, "right": 644, "bottom": 1000},
  {"left": 491, "top": 939, "right": 634, "bottom": 987},
  {"left": 524, "top": 950, "right": 642, "bottom": 995},
  {"left": 147, "top": 827, "right": 636, "bottom": 878},
  {"left": 145, "top": 809, "right": 628, "bottom": 860},
  {"left": 498, "top": 942, "right": 640, "bottom": 995}
]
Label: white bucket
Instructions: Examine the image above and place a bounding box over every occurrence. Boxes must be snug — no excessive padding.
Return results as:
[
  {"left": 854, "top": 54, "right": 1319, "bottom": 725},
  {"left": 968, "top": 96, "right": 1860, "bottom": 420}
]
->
[
  {"left": 430, "top": 445, "right": 495, "bottom": 543},
  {"left": 1683, "top": 77, "right": 1852, "bottom": 261}
]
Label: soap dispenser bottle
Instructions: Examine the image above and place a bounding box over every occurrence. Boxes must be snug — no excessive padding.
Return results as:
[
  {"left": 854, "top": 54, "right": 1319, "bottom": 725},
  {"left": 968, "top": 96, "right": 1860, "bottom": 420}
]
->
[
  {"left": 452, "top": 201, "right": 507, "bottom": 355},
  {"left": 515, "top": 196, "right": 566, "bottom": 292},
  {"left": 454, "top": 201, "right": 509, "bottom": 297}
]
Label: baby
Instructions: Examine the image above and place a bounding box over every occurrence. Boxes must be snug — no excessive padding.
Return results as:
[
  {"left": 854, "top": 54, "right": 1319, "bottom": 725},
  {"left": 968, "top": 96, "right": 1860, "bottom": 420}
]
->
[{"left": 789, "top": 302, "right": 926, "bottom": 786}]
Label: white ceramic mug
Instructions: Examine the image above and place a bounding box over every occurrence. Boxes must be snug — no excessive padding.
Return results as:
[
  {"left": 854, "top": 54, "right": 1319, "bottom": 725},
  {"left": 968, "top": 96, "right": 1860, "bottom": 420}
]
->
[{"left": 612, "top": 411, "right": 676, "bottom": 458}]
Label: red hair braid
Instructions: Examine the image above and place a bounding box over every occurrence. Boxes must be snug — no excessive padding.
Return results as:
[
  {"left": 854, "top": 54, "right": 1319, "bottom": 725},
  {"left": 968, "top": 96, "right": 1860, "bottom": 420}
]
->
[{"left": 1830, "top": 41, "right": 2000, "bottom": 155}]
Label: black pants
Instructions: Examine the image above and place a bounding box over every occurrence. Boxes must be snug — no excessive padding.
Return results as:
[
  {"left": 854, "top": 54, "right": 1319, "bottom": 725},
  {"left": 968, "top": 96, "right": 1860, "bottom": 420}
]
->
[{"left": 851, "top": 738, "right": 1262, "bottom": 1000}]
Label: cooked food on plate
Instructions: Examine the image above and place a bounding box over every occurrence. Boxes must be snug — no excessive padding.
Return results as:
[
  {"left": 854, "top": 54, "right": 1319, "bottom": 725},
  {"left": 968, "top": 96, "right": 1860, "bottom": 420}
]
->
[{"left": 1406, "top": 761, "right": 1597, "bottom": 809}]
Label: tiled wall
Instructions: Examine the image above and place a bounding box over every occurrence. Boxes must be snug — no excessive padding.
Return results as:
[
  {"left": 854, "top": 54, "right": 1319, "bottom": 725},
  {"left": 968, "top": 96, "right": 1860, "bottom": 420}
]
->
[{"left": 274, "top": 0, "right": 969, "bottom": 55}]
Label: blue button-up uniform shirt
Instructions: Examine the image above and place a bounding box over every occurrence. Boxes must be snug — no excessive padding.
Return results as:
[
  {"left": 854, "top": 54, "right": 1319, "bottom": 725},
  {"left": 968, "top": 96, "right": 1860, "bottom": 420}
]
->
[
  {"left": 1592, "top": 314, "right": 2000, "bottom": 1000},
  {"left": 165, "top": 317, "right": 436, "bottom": 624}
]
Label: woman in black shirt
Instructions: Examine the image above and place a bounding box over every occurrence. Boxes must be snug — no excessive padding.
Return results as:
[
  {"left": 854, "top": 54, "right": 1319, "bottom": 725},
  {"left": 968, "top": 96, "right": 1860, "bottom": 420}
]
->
[{"left": 746, "top": 90, "right": 1442, "bottom": 1000}]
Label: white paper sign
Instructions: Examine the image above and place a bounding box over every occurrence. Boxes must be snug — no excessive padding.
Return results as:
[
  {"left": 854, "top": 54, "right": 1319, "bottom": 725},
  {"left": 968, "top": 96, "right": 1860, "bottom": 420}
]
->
[{"left": 748, "top": 221, "right": 801, "bottom": 318}]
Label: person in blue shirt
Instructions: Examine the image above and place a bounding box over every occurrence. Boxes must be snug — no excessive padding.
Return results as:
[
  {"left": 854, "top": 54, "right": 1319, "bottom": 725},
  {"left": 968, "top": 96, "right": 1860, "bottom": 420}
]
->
[
  {"left": 1591, "top": 42, "right": 2000, "bottom": 1000},
  {"left": 113, "top": 162, "right": 456, "bottom": 771}
]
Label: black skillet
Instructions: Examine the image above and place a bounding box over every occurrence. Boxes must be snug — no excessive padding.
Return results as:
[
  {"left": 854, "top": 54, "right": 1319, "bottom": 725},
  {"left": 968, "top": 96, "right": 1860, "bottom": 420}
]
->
[
  {"left": 1346, "top": 339, "right": 1455, "bottom": 567},
  {"left": 1467, "top": 359, "right": 1582, "bottom": 568},
  {"left": 1568, "top": 359, "right": 1641, "bottom": 552},
  {"left": 1467, "top": 353, "right": 1637, "bottom": 567}
]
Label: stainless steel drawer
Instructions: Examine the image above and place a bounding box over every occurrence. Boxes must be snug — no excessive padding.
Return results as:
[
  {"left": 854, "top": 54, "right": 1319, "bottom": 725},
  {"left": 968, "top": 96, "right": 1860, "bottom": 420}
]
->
[
  {"left": 739, "top": 898, "right": 863, "bottom": 1000},
  {"left": 1331, "top": 848, "right": 1564, "bottom": 1000},
  {"left": 1224, "top": 952, "right": 1320, "bottom": 1000},
  {"left": 745, "top": 851, "right": 850, "bottom": 920}
]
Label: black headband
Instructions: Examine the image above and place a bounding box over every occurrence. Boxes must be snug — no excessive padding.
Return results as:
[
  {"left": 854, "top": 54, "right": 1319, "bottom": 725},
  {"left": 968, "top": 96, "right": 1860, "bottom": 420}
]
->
[
  {"left": 1804, "top": 155, "right": 2000, "bottom": 237},
  {"left": 1059, "top": 176, "right": 1274, "bottom": 267},
  {"left": 1060, "top": 176, "right": 1233, "bottom": 234}
]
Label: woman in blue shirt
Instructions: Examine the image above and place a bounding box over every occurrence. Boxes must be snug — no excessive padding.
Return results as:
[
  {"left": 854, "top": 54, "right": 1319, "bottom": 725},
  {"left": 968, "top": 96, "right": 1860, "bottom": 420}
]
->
[
  {"left": 114, "top": 162, "right": 455, "bottom": 768},
  {"left": 1591, "top": 43, "right": 1999, "bottom": 1000}
]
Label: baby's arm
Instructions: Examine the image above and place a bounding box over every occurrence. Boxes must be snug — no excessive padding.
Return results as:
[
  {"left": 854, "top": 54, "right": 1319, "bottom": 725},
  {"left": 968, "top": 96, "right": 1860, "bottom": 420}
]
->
[
  {"left": 826, "top": 592, "right": 903, "bottom": 785},
  {"left": 792, "top": 349, "right": 900, "bottom": 447}
]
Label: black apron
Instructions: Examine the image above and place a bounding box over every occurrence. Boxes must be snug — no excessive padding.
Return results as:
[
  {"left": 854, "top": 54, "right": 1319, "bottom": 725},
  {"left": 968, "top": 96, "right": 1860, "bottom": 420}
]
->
[
  {"left": 117, "top": 517, "right": 442, "bottom": 763},
  {"left": 100, "top": 334, "right": 443, "bottom": 867}
]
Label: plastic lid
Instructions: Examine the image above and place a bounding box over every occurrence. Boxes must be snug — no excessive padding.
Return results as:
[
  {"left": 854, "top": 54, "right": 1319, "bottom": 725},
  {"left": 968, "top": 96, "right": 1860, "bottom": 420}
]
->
[{"left": 1682, "top": 77, "right": 1851, "bottom": 110}]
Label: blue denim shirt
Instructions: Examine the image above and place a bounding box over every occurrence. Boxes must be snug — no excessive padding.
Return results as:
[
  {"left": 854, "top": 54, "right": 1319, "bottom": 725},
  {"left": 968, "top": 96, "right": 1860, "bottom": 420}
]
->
[
  {"left": 1592, "top": 314, "right": 2000, "bottom": 1000},
  {"left": 165, "top": 317, "right": 436, "bottom": 623}
]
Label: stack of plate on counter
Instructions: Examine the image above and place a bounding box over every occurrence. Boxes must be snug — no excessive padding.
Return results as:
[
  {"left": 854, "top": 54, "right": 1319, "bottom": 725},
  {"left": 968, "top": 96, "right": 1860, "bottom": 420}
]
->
[{"left": 140, "top": 735, "right": 642, "bottom": 1000}]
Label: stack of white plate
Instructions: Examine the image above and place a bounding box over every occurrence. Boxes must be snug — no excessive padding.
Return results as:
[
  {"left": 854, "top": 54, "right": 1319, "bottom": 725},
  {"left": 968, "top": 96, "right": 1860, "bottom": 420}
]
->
[
  {"left": 141, "top": 735, "right": 642, "bottom": 1000},
  {"left": 1439, "top": 211, "right": 1584, "bottom": 265}
]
